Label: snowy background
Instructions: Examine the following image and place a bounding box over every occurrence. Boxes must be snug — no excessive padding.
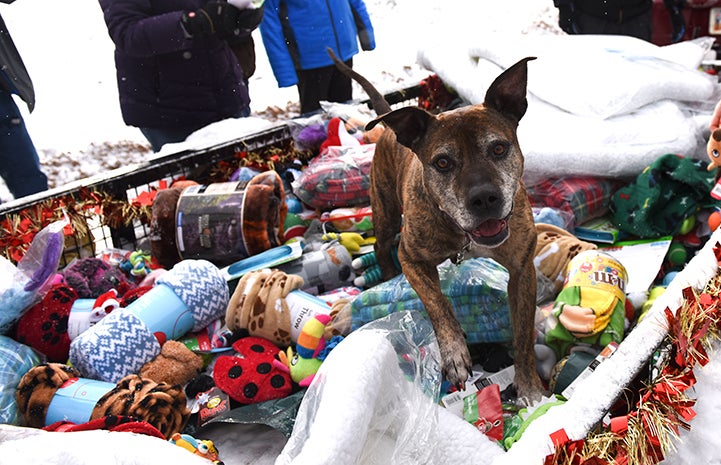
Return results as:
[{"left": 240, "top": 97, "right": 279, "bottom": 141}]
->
[{"left": 0, "top": 0, "right": 559, "bottom": 202}]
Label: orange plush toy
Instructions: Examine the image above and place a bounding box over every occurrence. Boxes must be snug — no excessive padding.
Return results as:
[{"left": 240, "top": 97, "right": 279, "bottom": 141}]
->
[{"left": 706, "top": 128, "right": 721, "bottom": 171}]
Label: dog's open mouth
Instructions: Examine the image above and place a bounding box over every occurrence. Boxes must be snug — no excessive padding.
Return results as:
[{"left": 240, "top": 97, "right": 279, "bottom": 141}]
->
[
  {"left": 468, "top": 215, "right": 510, "bottom": 245},
  {"left": 471, "top": 218, "right": 507, "bottom": 238}
]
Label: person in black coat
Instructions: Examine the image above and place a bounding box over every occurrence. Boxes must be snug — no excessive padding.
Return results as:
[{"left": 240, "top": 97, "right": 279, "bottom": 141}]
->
[
  {"left": 98, "top": 0, "right": 263, "bottom": 151},
  {"left": 554, "top": 0, "right": 653, "bottom": 42},
  {"left": 0, "top": 3, "right": 48, "bottom": 200}
]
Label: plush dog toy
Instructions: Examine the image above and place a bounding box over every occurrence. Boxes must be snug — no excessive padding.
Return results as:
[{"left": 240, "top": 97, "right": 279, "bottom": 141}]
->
[
  {"left": 169, "top": 432, "right": 222, "bottom": 464},
  {"left": 15, "top": 363, "right": 189, "bottom": 438},
  {"left": 273, "top": 313, "right": 343, "bottom": 387},
  {"left": 534, "top": 223, "right": 597, "bottom": 295},
  {"left": 707, "top": 128, "right": 721, "bottom": 171},
  {"left": 212, "top": 336, "right": 292, "bottom": 404},
  {"left": 544, "top": 250, "right": 628, "bottom": 359}
]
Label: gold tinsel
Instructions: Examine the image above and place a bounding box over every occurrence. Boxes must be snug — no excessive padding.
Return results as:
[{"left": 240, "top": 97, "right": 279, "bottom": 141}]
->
[{"left": 553, "top": 266, "right": 721, "bottom": 465}]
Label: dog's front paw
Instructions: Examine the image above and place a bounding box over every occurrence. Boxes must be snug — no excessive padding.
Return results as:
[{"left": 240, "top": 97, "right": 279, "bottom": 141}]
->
[{"left": 439, "top": 338, "right": 473, "bottom": 389}]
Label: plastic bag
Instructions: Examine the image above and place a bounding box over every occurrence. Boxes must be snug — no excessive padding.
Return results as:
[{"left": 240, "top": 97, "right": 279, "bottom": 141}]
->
[
  {"left": 276, "top": 311, "right": 442, "bottom": 465},
  {"left": 351, "top": 257, "right": 513, "bottom": 344},
  {"left": 0, "top": 335, "right": 43, "bottom": 424},
  {"left": 292, "top": 144, "right": 375, "bottom": 209},
  {"left": 0, "top": 219, "right": 66, "bottom": 334}
]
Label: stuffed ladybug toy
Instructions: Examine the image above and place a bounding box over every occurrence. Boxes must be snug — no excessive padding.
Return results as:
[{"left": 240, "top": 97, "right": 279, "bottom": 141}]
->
[{"left": 212, "top": 336, "right": 292, "bottom": 404}]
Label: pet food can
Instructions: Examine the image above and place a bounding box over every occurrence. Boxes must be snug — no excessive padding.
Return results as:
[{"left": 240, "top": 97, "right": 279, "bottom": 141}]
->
[{"left": 175, "top": 182, "right": 250, "bottom": 267}]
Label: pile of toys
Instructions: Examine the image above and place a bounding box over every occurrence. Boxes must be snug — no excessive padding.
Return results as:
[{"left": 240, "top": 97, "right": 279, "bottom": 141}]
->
[{"left": 2, "top": 98, "right": 721, "bottom": 463}]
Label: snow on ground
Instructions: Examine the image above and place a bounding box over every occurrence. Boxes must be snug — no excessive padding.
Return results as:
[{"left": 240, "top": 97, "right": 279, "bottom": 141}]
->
[{"left": 0, "top": 0, "right": 559, "bottom": 202}]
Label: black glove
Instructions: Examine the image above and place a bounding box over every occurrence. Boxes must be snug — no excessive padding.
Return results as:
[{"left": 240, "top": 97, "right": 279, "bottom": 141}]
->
[
  {"left": 181, "top": 1, "right": 240, "bottom": 37},
  {"left": 235, "top": 5, "right": 264, "bottom": 32}
]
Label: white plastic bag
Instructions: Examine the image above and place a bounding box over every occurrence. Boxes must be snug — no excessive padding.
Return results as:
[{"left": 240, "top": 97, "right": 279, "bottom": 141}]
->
[{"left": 276, "top": 311, "right": 506, "bottom": 465}]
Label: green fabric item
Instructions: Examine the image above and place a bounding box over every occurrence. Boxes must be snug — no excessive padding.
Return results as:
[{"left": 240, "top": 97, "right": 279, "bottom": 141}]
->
[
  {"left": 544, "top": 286, "right": 625, "bottom": 360},
  {"left": 610, "top": 154, "right": 716, "bottom": 238}
]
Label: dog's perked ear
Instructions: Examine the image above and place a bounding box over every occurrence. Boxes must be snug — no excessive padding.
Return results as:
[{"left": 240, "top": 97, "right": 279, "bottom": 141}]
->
[
  {"left": 484, "top": 56, "right": 536, "bottom": 124},
  {"left": 366, "top": 106, "right": 434, "bottom": 150}
]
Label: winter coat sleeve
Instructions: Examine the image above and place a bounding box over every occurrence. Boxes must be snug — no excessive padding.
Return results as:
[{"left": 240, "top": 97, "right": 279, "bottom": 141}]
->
[
  {"left": 259, "top": 0, "right": 299, "bottom": 88},
  {"left": 99, "top": 0, "right": 193, "bottom": 57},
  {"left": 349, "top": 0, "right": 375, "bottom": 51}
]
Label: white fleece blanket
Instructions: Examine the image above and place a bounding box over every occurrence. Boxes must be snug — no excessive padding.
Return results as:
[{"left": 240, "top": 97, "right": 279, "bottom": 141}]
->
[
  {"left": 0, "top": 425, "right": 211, "bottom": 465},
  {"left": 416, "top": 33, "right": 721, "bottom": 183},
  {"left": 275, "top": 313, "right": 505, "bottom": 465}
]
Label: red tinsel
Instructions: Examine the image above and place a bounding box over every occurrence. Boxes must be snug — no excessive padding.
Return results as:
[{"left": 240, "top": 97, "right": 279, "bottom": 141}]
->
[{"left": 545, "top": 244, "right": 721, "bottom": 465}]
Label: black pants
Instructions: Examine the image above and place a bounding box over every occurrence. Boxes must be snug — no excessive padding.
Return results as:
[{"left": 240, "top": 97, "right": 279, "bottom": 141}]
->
[
  {"left": 573, "top": 7, "right": 653, "bottom": 42},
  {"left": 296, "top": 58, "right": 353, "bottom": 116}
]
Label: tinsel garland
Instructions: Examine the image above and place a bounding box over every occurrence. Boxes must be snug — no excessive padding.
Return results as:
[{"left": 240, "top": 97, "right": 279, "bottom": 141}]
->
[
  {"left": 208, "top": 142, "right": 314, "bottom": 183},
  {"left": 545, "top": 244, "right": 721, "bottom": 465},
  {"left": 418, "top": 74, "right": 460, "bottom": 113},
  {"left": 1, "top": 143, "right": 311, "bottom": 264}
]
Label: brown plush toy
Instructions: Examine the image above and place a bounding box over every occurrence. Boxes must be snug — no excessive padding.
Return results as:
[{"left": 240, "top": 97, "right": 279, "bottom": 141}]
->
[
  {"left": 138, "top": 340, "right": 204, "bottom": 387},
  {"left": 225, "top": 269, "right": 305, "bottom": 348},
  {"left": 534, "top": 223, "right": 597, "bottom": 294},
  {"left": 707, "top": 128, "right": 721, "bottom": 172},
  {"left": 15, "top": 363, "right": 189, "bottom": 438}
]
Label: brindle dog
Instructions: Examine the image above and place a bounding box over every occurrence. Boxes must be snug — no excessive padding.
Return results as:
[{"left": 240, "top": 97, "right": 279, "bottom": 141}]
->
[{"left": 329, "top": 50, "right": 544, "bottom": 403}]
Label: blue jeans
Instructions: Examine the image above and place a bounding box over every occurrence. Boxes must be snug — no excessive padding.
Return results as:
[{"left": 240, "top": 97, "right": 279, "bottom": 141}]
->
[{"left": 0, "top": 90, "right": 48, "bottom": 199}]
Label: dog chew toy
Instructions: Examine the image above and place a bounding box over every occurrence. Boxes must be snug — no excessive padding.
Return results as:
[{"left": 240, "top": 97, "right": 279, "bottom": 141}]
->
[
  {"left": 544, "top": 250, "right": 628, "bottom": 359},
  {"left": 13, "top": 284, "right": 79, "bottom": 362},
  {"left": 138, "top": 340, "right": 205, "bottom": 387},
  {"left": 321, "top": 232, "right": 375, "bottom": 254},
  {"left": 61, "top": 257, "right": 135, "bottom": 299},
  {"left": 15, "top": 363, "right": 189, "bottom": 438},
  {"left": 320, "top": 206, "right": 374, "bottom": 232},
  {"left": 169, "top": 433, "right": 222, "bottom": 464},
  {"left": 276, "top": 242, "right": 354, "bottom": 295},
  {"left": 274, "top": 313, "right": 343, "bottom": 387},
  {"left": 212, "top": 336, "right": 292, "bottom": 404},
  {"left": 225, "top": 268, "right": 336, "bottom": 348},
  {"left": 69, "top": 259, "right": 229, "bottom": 383},
  {"left": 708, "top": 128, "right": 721, "bottom": 200}
]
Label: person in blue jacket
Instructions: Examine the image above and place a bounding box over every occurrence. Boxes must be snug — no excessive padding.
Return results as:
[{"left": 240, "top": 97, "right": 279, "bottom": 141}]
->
[
  {"left": 0, "top": 5, "right": 48, "bottom": 200},
  {"left": 260, "top": 0, "right": 376, "bottom": 115},
  {"left": 98, "top": 0, "right": 264, "bottom": 152}
]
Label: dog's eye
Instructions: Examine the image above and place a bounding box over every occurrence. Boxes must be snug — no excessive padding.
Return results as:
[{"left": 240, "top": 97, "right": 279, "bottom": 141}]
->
[
  {"left": 433, "top": 156, "right": 452, "bottom": 172},
  {"left": 490, "top": 142, "right": 508, "bottom": 158}
]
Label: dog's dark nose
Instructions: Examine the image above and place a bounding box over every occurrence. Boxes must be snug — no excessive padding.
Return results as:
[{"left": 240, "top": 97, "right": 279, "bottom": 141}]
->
[{"left": 467, "top": 184, "right": 502, "bottom": 214}]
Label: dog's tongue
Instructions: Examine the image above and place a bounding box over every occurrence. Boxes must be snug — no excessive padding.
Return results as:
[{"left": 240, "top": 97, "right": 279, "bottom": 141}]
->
[{"left": 471, "top": 219, "right": 506, "bottom": 238}]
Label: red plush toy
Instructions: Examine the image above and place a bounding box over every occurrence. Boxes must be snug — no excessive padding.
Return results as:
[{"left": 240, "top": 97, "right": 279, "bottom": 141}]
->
[
  {"left": 212, "top": 337, "right": 292, "bottom": 405},
  {"left": 14, "top": 284, "right": 78, "bottom": 362},
  {"left": 14, "top": 284, "right": 153, "bottom": 363}
]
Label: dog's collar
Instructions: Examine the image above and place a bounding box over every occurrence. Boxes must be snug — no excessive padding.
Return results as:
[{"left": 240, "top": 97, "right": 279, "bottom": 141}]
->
[
  {"left": 438, "top": 208, "right": 473, "bottom": 264},
  {"left": 454, "top": 236, "right": 472, "bottom": 264}
]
